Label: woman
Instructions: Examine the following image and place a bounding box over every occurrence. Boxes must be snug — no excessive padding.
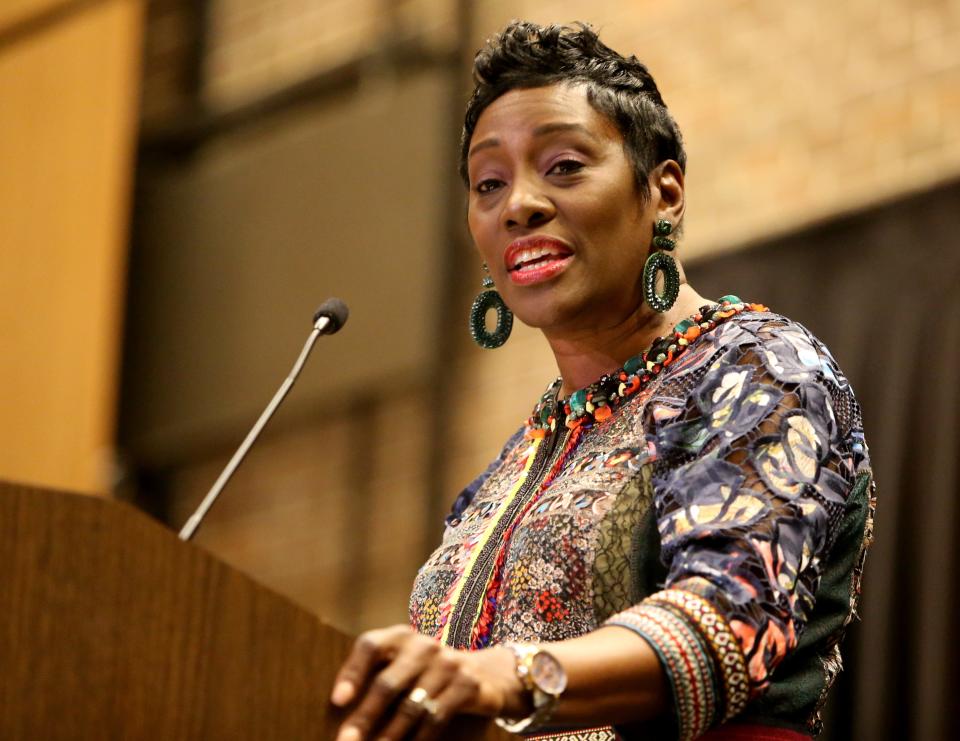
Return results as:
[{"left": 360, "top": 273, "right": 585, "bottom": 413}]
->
[{"left": 331, "top": 21, "right": 874, "bottom": 741}]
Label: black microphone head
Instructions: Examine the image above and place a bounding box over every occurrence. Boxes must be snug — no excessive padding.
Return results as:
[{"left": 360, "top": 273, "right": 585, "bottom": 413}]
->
[{"left": 313, "top": 297, "right": 349, "bottom": 334}]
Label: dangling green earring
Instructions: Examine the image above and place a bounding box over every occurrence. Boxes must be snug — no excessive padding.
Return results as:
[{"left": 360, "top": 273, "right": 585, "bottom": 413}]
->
[
  {"left": 469, "top": 266, "right": 513, "bottom": 349},
  {"left": 643, "top": 219, "right": 680, "bottom": 313}
]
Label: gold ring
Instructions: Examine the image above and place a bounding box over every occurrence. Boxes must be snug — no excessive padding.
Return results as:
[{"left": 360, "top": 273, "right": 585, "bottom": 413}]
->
[{"left": 405, "top": 687, "right": 439, "bottom": 717}]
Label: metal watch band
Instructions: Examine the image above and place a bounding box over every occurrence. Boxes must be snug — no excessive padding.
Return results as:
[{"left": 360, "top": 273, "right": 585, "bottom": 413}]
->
[{"left": 494, "top": 643, "right": 565, "bottom": 734}]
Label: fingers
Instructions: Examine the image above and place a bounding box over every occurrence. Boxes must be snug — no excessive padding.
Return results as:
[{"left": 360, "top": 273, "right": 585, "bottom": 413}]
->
[
  {"left": 334, "top": 627, "right": 442, "bottom": 741},
  {"left": 331, "top": 625, "right": 411, "bottom": 707},
  {"left": 332, "top": 628, "right": 512, "bottom": 741},
  {"left": 375, "top": 653, "right": 459, "bottom": 740},
  {"left": 411, "top": 669, "right": 483, "bottom": 741}
]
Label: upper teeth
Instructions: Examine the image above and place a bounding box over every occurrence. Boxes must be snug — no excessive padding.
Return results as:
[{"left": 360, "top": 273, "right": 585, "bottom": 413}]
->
[{"left": 513, "top": 246, "right": 561, "bottom": 268}]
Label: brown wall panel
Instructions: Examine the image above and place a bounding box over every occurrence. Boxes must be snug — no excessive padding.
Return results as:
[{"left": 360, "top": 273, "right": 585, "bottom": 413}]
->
[
  {"left": 0, "top": 0, "right": 64, "bottom": 33},
  {"left": 0, "top": 0, "right": 144, "bottom": 492}
]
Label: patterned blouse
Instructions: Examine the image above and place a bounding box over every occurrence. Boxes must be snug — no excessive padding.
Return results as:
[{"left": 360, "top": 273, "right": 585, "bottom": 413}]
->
[{"left": 409, "top": 300, "right": 875, "bottom": 740}]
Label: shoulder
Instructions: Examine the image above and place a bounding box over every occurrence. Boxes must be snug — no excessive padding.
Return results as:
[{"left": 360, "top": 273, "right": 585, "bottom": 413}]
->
[
  {"left": 648, "top": 307, "right": 867, "bottom": 467},
  {"left": 666, "top": 308, "right": 853, "bottom": 393}
]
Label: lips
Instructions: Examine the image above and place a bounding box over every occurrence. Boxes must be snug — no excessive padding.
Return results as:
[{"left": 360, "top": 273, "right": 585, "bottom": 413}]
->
[{"left": 504, "top": 237, "right": 574, "bottom": 286}]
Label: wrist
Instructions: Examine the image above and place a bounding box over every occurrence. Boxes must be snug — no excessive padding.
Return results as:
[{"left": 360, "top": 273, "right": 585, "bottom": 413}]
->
[
  {"left": 495, "top": 642, "right": 568, "bottom": 734},
  {"left": 490, "top": 645, "right": 534, "bottom": 718}
]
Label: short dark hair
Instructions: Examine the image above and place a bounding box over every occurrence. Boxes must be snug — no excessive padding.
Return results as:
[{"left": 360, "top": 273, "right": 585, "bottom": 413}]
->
[{"left": 460, "top": 21, "right": 686, "bottom": 199}]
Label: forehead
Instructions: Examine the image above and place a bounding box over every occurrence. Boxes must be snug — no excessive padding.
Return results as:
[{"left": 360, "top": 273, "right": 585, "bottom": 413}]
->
[{"left": 472, "top": 84, "right": 621, "bottom": 143}]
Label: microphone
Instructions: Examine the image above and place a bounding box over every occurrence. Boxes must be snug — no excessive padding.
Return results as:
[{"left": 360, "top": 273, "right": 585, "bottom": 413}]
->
[
  {"left": 178, "top": 298, "right": 350, "bottom": 541},
  {"left": 313, "top": 297, "right": 349, "bottom": 335}
]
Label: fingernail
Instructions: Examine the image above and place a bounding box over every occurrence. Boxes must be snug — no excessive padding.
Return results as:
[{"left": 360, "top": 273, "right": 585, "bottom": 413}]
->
[
  {"left": 331, "top": 680, "right": 355, "bottom": 706},
  {"left": 335, "top": 727, "right": 361, "bottom": 741}
]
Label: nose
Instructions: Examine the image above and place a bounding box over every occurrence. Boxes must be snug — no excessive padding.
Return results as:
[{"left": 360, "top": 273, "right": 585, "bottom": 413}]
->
[{"left": 502, "top": 176, "right": 555, "bottom": 230}]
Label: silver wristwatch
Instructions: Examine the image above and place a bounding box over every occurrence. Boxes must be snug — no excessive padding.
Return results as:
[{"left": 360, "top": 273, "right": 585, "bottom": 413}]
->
[{"left": 495, "top": 643, "right": 568, "bottom": 733}]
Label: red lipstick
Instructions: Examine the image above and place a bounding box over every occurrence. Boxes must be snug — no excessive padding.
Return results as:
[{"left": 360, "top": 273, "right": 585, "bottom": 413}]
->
[{"left": 504, "top": 236, "right": 574, "bottom": 286}]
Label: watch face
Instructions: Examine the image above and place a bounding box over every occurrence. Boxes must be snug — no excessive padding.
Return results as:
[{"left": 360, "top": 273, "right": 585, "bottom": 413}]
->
[{"left": 530, "top": 651, "right": 568, "bottom": 695}]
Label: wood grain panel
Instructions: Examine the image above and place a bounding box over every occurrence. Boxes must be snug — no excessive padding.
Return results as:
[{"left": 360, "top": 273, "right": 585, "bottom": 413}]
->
[
  {"left": 0, "top": 479, "right": 350, "bottom": 738},
  {"left": 0, "top": 480, "right": 512, "bottom": 739}
]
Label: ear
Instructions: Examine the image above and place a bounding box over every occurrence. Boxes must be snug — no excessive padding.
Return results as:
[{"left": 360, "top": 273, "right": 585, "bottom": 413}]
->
[{"left": 651, "top": 160, "right": 685, "bottom": 226}]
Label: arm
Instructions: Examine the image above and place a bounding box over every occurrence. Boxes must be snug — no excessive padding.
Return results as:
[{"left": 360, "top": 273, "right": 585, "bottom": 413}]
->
[
  {"left": 329, "top": 623, "right": 669, "bottom": 741},
  {"left": 597, "top": 321, "right": 868, "bottom": 737}
]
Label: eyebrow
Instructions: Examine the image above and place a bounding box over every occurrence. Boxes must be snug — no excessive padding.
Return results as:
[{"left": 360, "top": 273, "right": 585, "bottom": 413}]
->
[{"left": 468, "top": 122, "right": 596, "bottom": 159}]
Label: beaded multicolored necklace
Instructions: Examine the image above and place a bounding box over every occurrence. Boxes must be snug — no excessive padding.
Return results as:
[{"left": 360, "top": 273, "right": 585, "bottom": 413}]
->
[{"left": 526, "top": 295, "right": 768, "bottom": 437}]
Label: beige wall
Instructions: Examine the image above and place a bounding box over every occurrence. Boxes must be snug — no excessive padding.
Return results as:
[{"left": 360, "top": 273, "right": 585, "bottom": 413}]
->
[
  {"left": 195, "top": 0, "right": 960, "bottom": 260},
  {"left": 0, "top": 0, "right": 144, "bottom": 493},
  {"left": 201, "top": 0, "right": 457, "bottom": 110}
]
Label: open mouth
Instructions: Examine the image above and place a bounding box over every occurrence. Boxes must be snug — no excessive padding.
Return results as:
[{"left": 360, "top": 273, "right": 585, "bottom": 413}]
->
[
  {"left": 504, "top": 238, "right": 574, "bottom": 285},
  {"left": 509, "top": 245, "right": 573, "bottom": 273}
]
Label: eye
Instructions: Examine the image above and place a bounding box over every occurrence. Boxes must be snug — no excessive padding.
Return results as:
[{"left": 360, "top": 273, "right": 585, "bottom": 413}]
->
[
  {"left": 548, "top": 159, "right": 585, "bottom": 176},
  {"left": 475, "top": 178, "right": 504, "bottom": 194}
]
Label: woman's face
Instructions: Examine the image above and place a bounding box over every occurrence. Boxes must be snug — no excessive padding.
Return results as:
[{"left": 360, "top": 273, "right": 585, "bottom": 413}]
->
[{"left": 466, "top": 84, "right": 661, "bottom": 335}]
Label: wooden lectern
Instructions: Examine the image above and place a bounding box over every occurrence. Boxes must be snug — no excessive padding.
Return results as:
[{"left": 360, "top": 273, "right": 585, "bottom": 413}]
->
[{"left": 0, "top": 480, "right": 512, "bottom": 740}]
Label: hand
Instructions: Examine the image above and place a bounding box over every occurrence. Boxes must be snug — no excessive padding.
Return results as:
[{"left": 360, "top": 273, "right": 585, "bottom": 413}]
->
[{"left": 330, "top": 624, "right": 526, "bottom": 741}]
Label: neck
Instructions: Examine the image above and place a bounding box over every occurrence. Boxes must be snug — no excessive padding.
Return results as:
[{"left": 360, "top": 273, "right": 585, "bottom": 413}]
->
[{"left": 545, "top": 284, "right": 712, "bottom": 396}]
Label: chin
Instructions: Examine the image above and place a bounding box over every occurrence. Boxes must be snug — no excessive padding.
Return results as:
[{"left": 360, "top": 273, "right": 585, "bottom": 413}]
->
[
  {"left": 517, "top": 291, "right": 645, "bottom": 337},
  {"left": 510, "top": 297, "right": 587, "bottom": 334}
]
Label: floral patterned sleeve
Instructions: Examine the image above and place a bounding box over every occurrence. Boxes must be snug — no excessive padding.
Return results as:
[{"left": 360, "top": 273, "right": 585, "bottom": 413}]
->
[{"left": 603, "top": 316, "right": 870, "bottom": 739}]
